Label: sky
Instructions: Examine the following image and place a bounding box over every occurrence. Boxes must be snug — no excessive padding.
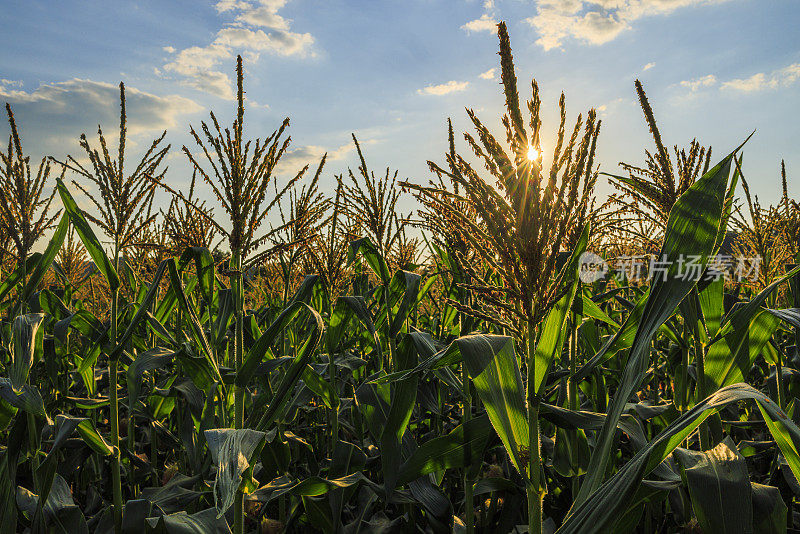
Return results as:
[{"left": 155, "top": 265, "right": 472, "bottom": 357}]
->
[{"left": 1, "top": 0, "right": 799, "bottom": 241}]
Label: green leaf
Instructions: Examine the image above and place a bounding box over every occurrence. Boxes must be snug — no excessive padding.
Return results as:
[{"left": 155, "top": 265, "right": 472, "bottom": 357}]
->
[
  {"left": 381, "top": 335, "right": 420, "bottom": 493},
  {"left": 387, "top": 270, "right": 421, "bottom": 337},
  {"left": 533, "top": 222, "right": 589, "bottom": 395},
  {"left": 253, "top": 304, "right": 325, "bottom": 431},
  {"left": 698, "top": 276, "right": 724, "bottom": 339},
  {"left": 145, "top": 508, "right": 231, "bottom": 534},
  {"left": 75, "top": 418, "right": 114, "bottom": 456},
  {"left": 353, "top": 381, "right": 453, "bottom": 525},
  {"left": 39, "top": 289, "right": 71, "bottom": 322},
  {"left": 327, "top": 296, "right": 381, "bottom": 359},
  {"left": 0, "top": 378, "right": 47, "bottom": 418},
  {"left": 25, "top": 473, "right": 89, "bottom": 534},
  {"left": 109, "top": 259, "right": 170, "bottom": 361},
  {"left": 574, "top": 289, "right": 650, "bottom": 382},
  {"left": 574, "top": 149, "right": 737, "bottom": 506},
  {"left": 252, "top": 472, "right": 367, "bottom": 504},
  {"left": 300, "top": 362, "right": 337, "bottom": 409},
  {"left": 237, "top": 301, "right": 324, "bottom": 388},
  {"left": 15, "top": 214, "right": 69, "bottom": 315},
  {"left": 10, "top": 313, "right": 46, "bottom": 389},
  {"left": 122, "top": 499, "right": 154, "bottom": 534},
  {"left": 348, "top": 237, "right": 390, "bottom": 284},
  {"left": 580, "top": 293, "right": 619, "bottom": 328},
  {"left": 167, "top": 259, "right": 222, "bottom": 383},
  {"left": 705, "top": 309, "right": 780, "bottom": 391},
  {"left": 127, "top": 348, "right": 175, "bottom": 406},
  {"left": 458, "top": 335, "right": 529, "bottom": 481},
  {"left": 553, "top": 425, "right": 591, "bottom": 478},
  {"left": 56, "top": 178, "right": 119, "bottom": 291},
  {"left": 0, "top": 253, "right": 40, "bottom": 304},
  {"left": 33, "top": 414, "right": 109, "bottom": 529},
  {"left": 558, "top": 383, "right": 800, "bottom": 534},
  {"left": 204, "top": 428, "right": 266, "bottom": 518},
  {"left": 398, "top": 414, "right": 492, "bottom": 485},
  {"left": 673, "top": 437, "right": 752, "bottom": 534},
  {"left": 179, "top": 247, "right": 216, "bottom": 308},
  {"left": 751, "top": 483, "right": 787, "bottom": 534}
]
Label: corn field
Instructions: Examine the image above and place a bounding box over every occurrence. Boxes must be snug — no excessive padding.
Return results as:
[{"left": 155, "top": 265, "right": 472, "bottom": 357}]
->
[{"left": 3, "top": 21, "right": 800, "bottom": 534}]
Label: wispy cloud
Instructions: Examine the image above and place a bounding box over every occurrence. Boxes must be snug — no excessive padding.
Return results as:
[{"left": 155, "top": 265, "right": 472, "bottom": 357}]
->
[
  {"left": 479, "top": 68, "right": 496, "bottom": 80},
  {"left": 417, "top": 80, "right": 470, "bottom": 96},
  {"left": 462, "top": 0, "right": 498, "bottom": 34},
  {"left": 675, "top": 63, "right": 800, "bottom": 95},
  {"left": 1, "top": 79, "right": 24, "bottom": 88},
  {"left": 722, "top": 63, "right": 800, "bottom": 92},
  {"left": 526, "top": 0, "right": 732, "bottom": 51},
  {"left": 679, "top": 74, "right": 717, "bottom": 91},
  {"left": 276, "top": 141, "right": 356, "bottom": 174},
  {"left": 0, "top": 79, "right": 200, "bottom": 156},
  {"left": 596, "top": 97, "right": 625, "bottom": 115},
  {"left": 643, "top": 62, "right": 655, "bottom": 71},
  {"left": 161, "top": 0, "right": 314, "bottom": 99},
  {"left": 462, "top": 14, "right": 498, "bottom": 33}
]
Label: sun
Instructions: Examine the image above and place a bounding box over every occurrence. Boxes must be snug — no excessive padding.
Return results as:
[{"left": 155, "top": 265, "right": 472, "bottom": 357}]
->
[{"left": 527, "top": 144, "right": 540, "bottom": 162}]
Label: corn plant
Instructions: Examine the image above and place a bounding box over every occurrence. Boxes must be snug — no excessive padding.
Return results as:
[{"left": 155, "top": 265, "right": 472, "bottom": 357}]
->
[
  {"left": 2, "top": 18, "right": 800, "bottom": 534},
  {"left": 0, "top": 104, "right": 61, "bottom": 308}
]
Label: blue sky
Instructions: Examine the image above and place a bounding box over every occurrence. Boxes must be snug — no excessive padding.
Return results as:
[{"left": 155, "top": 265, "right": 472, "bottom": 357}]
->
[{"left": 1, "top": 0, "right": 799, "bottom": 229}]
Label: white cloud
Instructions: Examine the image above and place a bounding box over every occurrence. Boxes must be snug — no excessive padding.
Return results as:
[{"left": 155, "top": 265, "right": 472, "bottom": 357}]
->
[
  {"left": 721, "top": 63, "right": 800, "bottom": 92},
  {"left": 526, "top": 0, "right": 732, "bottom": 50},
  {"left": 479, "top": 68, "right": 496, "bottom": 80},
  {"left": 417, "top": 80, "right": 470, "bottom": 96},
  {"left": 162, "top": 0, "right": 314, "bottom": 99},
  {"left": 215, "top": 26, "right": 313, "bottom": 55},
  {"left": 675, "top": 63, "right": 800, "bottom": 95},
  {"left": 722, "top": 73, "right": 767, "bottom": 92},
  {"left": 643, "top": 62, "right": 655, "bottom": 71},
  {"left": 1, "top": 79, "right": 24, "bottom": 88},
  {"left": 0, "top": 79, "right": 200, "bottom": 158},
  {"left": 679, "top": 74, "right": 717, "bottom": 91},
  {"left": 216, "top": 0, "right": 251, "bottom": 13},
  {"left": 596, "top": 97, "right": 625, "bottom": 115},
  {"left": 277, "top": 141, "right": 354, "bottom": 173},
  {"left": 462, "top": 13, "right": 498, "bottom": 33},
  {"left": 235, "top": 0, "right": 290, "bottom": 30}
]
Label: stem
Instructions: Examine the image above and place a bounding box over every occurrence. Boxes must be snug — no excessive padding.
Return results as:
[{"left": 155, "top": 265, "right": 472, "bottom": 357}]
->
[
  {"left": 231, "top": 248, "right": 245, "bottom": 534},
  {"left": 19, "top": 247, "right": 28, "bottom": 314},
  {"left": 776, "top": 346, "right": 785, "bottom": 410},
  {"left": 329, "top": 347, "right": 339, "bottom": 451},
  {"left": 27, "top": 412, "right": 39, "bottom": 491},
  {"left": 109, "top": 358, "right": 123, "bottom": 531},
  {"left": 681, "top": 322, "right": 690, "bottom": 413},
  {"left": 526, "top": 317, "right": 543, "bottom": 534},
  {"left": 567, "top": 313, "right": 580, "bottom": 497},
  {"left": 109, "top": 244, "right": 123, "bottom": 534},
  {"left": 21, "top": 247, "right": 39, "bottom": 490},
  {"left": 695, "top": 339, "right": 709, "bottom": 451},
  {"left": 384, "top": 280, "right": 395, "bottom": 371},
  {"left": 150, "top": 420, "right": 158, "bottom": 487},
  {"left": 567, "top": 317, "right": 578, "bottom": 411},
  {"left": 462, "top": 346, "right": 474, "bottom": 533}
]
